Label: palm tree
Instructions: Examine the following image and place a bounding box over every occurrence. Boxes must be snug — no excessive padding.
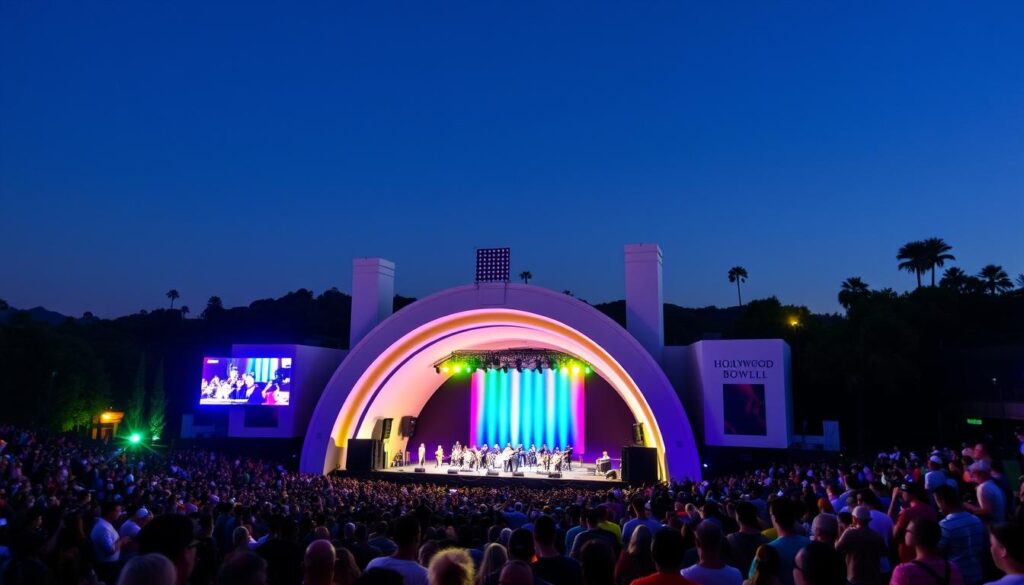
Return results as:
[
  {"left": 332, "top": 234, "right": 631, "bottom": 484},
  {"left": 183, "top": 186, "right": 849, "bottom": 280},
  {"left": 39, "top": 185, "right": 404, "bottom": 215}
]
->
[
  {"left": 202, "top": 296, "right": 224, "bottom": 319},
  {"left": 519, "top": 271, "right": 532, "bottom": 284},
  {"left": 977, "top": 264, "right": 1012, "bottom": 295},
  {"left": 838, "top": 277, "right": 870, "bottom": 310},
  {"left": 727, "top": 267, "right": 748, "bottom": 307},
  {"left": 1017, "top": 273, "right": 1024, "bottom": 290},
  {"left": 180, "top": 305, "right": 190, "bottom": 318},
  {"left": 921, "top": 237, "right": 955, "bottom": 286},
  {"left": 166, "top": 289, "right": 180, "bottom": 309},
  {"left": 896, "top": 241, "right": 929, "bottom": 289},
  {"left": 939, "top": 267, "right": 972, "bottom": 293}
]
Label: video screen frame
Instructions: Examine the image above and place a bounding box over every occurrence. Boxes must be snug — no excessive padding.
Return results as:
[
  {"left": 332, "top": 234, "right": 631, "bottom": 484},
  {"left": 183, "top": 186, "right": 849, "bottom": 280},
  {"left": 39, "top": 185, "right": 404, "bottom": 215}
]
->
[{"left": 199, "top": 356, "right": 292, "bottom": 406}]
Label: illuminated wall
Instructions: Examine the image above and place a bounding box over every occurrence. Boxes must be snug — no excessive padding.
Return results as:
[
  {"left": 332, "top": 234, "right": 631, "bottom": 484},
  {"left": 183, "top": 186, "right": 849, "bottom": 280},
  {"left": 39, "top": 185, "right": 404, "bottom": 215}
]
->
[{"left": 468, "top": 369, "right": 585, "bottom": 451}]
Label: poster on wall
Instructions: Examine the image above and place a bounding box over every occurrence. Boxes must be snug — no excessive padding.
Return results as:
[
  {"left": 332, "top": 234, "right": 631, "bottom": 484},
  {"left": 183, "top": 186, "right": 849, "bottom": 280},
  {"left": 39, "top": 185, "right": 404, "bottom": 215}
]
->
[{"left": 199, "top": 357, "right": 292, "bottom": 406}]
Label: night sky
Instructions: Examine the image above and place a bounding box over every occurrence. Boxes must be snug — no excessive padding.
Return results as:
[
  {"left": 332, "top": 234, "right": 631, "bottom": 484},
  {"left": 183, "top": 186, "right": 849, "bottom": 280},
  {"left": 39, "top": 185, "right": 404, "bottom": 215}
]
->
[{"left": 3, "top": 1, "right": 1023, "bottom": 318}]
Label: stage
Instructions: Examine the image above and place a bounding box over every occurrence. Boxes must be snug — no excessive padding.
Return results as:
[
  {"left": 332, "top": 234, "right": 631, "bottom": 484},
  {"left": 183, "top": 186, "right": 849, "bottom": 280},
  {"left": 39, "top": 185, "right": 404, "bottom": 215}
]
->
[{"left": 336, "top": 462, "right": 623, "bottom": 488}]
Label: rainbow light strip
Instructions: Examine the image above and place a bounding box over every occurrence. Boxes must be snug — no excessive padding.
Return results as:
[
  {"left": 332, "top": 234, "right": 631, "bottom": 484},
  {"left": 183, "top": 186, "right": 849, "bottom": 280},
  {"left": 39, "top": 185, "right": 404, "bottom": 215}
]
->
[{"left": 469, "top": 369, "right": 584, "bottom": 451}]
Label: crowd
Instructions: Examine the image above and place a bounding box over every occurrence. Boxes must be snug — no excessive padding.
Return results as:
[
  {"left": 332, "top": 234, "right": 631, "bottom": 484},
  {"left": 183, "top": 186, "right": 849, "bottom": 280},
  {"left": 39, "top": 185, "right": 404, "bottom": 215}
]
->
[{"left": 3, "top": 424, "right": 1024, "bottom": 585}]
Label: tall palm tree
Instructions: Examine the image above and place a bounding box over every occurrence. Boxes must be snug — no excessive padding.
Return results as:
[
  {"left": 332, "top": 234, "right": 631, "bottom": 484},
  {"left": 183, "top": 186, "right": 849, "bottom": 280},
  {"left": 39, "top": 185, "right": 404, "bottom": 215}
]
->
[
  {"left": 166, "top": 289, "right": 180, "bottom": 309},
  {"left": 519, "top": 271, "right": 532, "bottom": 284},
  {"left": 727, "top": 266, "right": 748, "bottom": 307},
  {"left": 838, "top": 277, "right": 870, "bottom": 310},
  {"left": 921, "top": 237, "right": 955, "bottom": 286},
  {"left": 896, "top": 241, "right": 929, "bottom": 289},
  {"left": 977, "top": 264, "right": 1012, "bottom": 295}
]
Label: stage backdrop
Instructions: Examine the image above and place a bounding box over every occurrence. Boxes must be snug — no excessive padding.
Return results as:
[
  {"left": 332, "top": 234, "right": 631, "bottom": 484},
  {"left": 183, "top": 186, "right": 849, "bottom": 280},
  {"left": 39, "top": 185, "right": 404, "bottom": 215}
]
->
[{"left": 411, "top": 370, "right": 634, "bottom": 462}]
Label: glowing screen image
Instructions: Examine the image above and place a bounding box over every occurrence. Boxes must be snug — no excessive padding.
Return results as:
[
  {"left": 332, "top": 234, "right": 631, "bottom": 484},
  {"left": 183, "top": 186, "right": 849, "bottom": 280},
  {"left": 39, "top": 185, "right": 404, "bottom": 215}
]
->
[
  {"left": 723, "top": 383, "right": 767, "bottom": 435},
  {"left": 200, "top": 357, "right": 292, "bottom": 406},
  {"left": 469, "top": 368, "right": 584, "bottom": 452}
]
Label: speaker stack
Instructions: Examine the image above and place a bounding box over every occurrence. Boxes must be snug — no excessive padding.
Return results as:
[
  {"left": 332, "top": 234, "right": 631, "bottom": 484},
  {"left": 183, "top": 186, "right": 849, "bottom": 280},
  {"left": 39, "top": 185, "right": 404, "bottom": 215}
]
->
[
  {"left": 447, "top": 468, "right": 459, "bottom": 475},
  {"left": 548, "top": 472, "right": 562, "bottom": 479},
  {"left": 513, "top": 471, "right": 525, "bottom": 477},
  {"left": 399, "top": 416, "right": 417, "bottom": 437},
  {"left": 621, "top": 446, "right": 658, "bottom": 484},
  {"left": 414, "top": 467, "right": 426, "bottom": 473},
  {"left": 346, "top": 439, "right": 384, "bottom": 472},
  {"left": 487, "top": 469, "right": 500, "bottom": 476}
]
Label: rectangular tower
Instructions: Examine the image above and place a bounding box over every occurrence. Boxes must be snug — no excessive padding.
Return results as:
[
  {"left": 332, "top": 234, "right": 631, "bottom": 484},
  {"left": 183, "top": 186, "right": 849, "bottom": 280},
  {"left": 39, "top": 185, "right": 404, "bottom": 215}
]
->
[
  {"left": 350, "top": 258, "right": 395, "bottom": 348},
  {"left": 625, "top": 244, "right": 664, "bottom": 361}
]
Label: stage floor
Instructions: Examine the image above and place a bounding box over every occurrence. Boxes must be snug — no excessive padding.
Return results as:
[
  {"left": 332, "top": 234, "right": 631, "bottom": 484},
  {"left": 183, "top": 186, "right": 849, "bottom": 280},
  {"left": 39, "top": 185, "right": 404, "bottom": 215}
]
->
[{"left": 343, "top": 463, "right": 622, "bottom": 488}]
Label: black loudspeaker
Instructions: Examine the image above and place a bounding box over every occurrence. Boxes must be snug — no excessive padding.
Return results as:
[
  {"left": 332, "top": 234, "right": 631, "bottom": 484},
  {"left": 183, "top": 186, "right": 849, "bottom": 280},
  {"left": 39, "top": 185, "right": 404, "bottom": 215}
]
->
[
  {"left": 621, "top": 446, "right": 658, "bottom": 484},
  {"left": 548, "top": 472, "right": 562, "bottom": 479},
  {"left": 605, "top": 470, "right": 618, "bottom": 480},
  {"left": 631, "top": 423, "right": 645, "bottom": 445},
  {"left": 399, "top": 416, "right": 417, "bottom": 437},
  {"left": 513, "top": 471, "right": 525, "bottom": 477},
  {"left": 447, "top": 468, "right": 459, "bottom": 475},
  {"left": 380, "top": 418, "right": 393, "bottom": 439},
  {"left": 487, "top": 470, "right": 500, "bottom": 476},
  {"left": 414, "top": 467, "right": 426, "bottom": 473},
  {"left": 347, "top": 439, "right": 383, "bottom": 471}
]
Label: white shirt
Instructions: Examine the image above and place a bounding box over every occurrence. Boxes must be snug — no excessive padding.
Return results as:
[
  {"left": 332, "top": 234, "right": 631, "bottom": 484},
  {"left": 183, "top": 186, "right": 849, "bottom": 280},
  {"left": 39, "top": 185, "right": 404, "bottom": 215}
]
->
[
  {"left": 682, "top": 564, "right": 743, "bottom": 585},
  {"left": 365, "top": 557, "right": 428, "bottom": 585},
  {"left": 91, "top": 518, "right": 120, "bottom": 562},
  {"left": 119, "top": 519, "right": 142, "bottom": 539}
]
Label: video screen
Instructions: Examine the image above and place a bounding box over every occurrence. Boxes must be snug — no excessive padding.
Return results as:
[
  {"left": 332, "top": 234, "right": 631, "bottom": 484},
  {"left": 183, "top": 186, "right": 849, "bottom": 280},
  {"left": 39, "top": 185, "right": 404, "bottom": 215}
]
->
[
  {"left": 723, "top": 383, "right": 767, "bottom": 436},
  {"left": 200, "top": 357, "right": 292, "bottom": 406}
]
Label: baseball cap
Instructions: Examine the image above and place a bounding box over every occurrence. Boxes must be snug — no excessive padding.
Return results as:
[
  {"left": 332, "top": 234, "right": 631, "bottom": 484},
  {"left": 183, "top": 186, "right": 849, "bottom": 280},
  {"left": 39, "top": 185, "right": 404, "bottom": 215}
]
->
[
  {"left": 929, "top": 456, "right": 943, "bottom": 465},
  {"left": 969, "top": 460, "right": 992, "bottom": 473}
]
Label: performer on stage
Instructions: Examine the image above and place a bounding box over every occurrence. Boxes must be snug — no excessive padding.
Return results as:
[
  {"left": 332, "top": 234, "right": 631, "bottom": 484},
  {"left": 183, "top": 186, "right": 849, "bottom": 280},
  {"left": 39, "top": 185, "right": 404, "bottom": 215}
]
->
[
  {"left": 418, "top": 443, "right": 426, "bottom": 466},
  {"left": 552, "top": 447, "right": 562, "bottom": 471},
  {"left": 564, "top": 444, "right": 573, "bottom": 471},
  {"left": 503, "top": 443, "right": 516, "bottom": 472},
  {"left": 528, "top": 444, "right": 537, "bottom": 468},
  {"left": 516, "top": 444, "right": 526, "bottom": 469},
  {"left": 490, "top": 444, "right": 501, "bottom": 469},
  {"left": 435, "top": 445, "right": 444, "bottom": 467},
  {"left": 540, "top": 444, "right": 550, "bottom": 470},
  {"left": 596, "top": 450, "right": 611, "bottom": 474}
]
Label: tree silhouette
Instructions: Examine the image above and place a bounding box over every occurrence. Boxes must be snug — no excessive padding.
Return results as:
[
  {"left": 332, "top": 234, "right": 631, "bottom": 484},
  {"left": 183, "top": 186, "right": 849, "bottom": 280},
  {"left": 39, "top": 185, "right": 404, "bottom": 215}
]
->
[
  {"left": 978, "top": 264, "right": 1012, "bottom": 295},
  {"left": 921, "top": 237, "right": 955, "bottom": 286},
  {"left": 166, "top": 289, "right": 180, "bottom": 309},
  {"left": 838, "top": 277, "right": 870, "bottom": 310},
  {"left": 939, "top": 267, "right": 974, "bottom": 293},
  {"left": 897, "top": 241, "right": 929, "bottom": 289},
  {"left": 180, "top": 306, "right": 190, "bottom": 318},
  {"left": 202, "top": 296, "right": 224, "bottom": 319},
  {"left": 148, "top": 360, "right": 166, "bottom": 440},
  {"left": 519, "top": 271, "right": 532, "bottom": 284},
  {"left": 1017, "top": 273, "right": 1024, "bottom": 290},
  {"left": 125, "top": 355, "right": 146, "bottom": 434},
  {"left": 728, "top": 266, "right": 748, "bottom": 307},
  {"left": 0, "top": 298, "right": 8, "bottom": 310}
]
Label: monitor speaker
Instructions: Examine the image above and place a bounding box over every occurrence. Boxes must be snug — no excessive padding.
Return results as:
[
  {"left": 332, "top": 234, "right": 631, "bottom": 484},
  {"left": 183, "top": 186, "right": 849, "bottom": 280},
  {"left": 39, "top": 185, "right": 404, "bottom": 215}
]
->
[
  {"left": 447, "top": 468, "right": 459, "bottom": 474},
  {"left": 414, "top": 467, "right": 426, "bottom": 473},
  {"left": 605, "top": 470, "right": 618, "bottom": 480},
  {"left": 380, "top": 418, "right": 393, "bottom": 440},
  {"left": 399, "top": 416, "right": 417, "bottom": 437},
  {"left": 548, "top": 472, "right": 562, "bottom": 479},
  {"left": 631, "top": 422, "right": 645, "bottom": 445},
  {"left": 487, "top": 470, "right": 500, "bottom": 476},
  {"left": 513, "top": 471, "right": 525, "bottom": 477},
  {"left": 621, "top": 446, "right": 658, "bottom": 484},
  {"left": 346, "top": 439, "right": 383, "bottom": 472}
]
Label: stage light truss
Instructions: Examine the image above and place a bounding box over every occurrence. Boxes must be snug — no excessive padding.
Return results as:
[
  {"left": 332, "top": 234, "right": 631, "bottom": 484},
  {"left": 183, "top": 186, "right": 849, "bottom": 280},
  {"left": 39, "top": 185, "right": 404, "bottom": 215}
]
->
[{"left": 432, "top": 349, "right": 591, "bottom": 375}]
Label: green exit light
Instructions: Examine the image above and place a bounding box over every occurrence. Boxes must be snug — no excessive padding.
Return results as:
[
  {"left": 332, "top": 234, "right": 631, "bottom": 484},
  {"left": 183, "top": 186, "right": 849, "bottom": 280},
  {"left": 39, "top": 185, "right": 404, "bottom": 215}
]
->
[{"left": 966, "top": 418, "right": 983, "bottom": 426}]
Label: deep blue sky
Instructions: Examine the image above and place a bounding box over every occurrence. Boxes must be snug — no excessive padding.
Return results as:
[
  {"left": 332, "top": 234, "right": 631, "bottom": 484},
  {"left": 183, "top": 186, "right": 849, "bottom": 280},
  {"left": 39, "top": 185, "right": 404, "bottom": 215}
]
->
[{"left": 3, "top": 1, "right": 1023, "bottom": 318}]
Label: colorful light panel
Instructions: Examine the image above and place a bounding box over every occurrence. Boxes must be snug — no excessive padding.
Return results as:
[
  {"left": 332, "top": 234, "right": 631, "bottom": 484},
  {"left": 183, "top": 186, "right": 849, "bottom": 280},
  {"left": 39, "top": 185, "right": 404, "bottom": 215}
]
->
[{"left": 469, "top": 369, "right": 584, "bottom": 451}]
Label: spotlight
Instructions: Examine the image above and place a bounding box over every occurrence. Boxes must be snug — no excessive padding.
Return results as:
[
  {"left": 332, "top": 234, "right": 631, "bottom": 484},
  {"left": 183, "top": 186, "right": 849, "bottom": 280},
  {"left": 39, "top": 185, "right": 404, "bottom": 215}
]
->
[
  {"left": 571, "top": 365, "right": 580, "bottom": 374},
  {"left": 129, "top": 433, "right": 141, "bottom": 444},
  {"left": 584, "top": 366, "right": 591, "bottom": 374},
  {"left": 560, "top": 367, "right": 568, "bottom": 375},
  {"left": 441, "top": 365, "right": 450, "bottom": 374}
]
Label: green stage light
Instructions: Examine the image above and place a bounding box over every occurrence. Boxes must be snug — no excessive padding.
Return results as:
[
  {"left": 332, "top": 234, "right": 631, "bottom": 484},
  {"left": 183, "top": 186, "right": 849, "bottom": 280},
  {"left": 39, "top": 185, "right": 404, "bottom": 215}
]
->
[
  {"left": 571, "top": 365, "right": 580, "bottom": 374},
  {"left": 129, "top": 433, "right": 142, "bottom": 444},
  {"left": 584, "top": 366, "right": 591, "bottom": 374}
]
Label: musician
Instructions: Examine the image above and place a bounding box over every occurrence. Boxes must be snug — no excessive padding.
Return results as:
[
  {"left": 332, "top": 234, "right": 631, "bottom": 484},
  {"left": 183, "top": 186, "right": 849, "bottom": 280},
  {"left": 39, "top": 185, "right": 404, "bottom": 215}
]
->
[
  {"left": 596, "top": 450, "right": 611, "bottom": 474},
  {"left": 503, "top": 443, "right": 516, "bottom": 472},
  {"left": 564, "top": 444, "right": 574, "bottom": 471},
  {"left": 435, "top": 445, "right": 444, "bottom": 467},
  {"left": 552, "top": 447, "right": 562, "bottom": 471},
  {"left": 528, "top": 444, "right": 537, "bottom": 468},
  {"left": 516, "top": 444, "right": 526, "bottom": 469},
  {"left": 540, "top": 444, "right": 550, "bottom": 470},
  {"left": 450, "top": 442, "right": 462, "bottom": 467},
  {"left": 418, "top": 443, "right": 426, "bottom": 466},
  {"left": 490, "top": 444, "right": 501, "bottom": 469}
]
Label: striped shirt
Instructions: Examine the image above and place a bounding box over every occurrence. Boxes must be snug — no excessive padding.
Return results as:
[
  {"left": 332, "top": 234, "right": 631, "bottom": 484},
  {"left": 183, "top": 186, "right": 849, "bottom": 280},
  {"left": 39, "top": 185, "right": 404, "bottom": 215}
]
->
[{"left": 940, "top": 511, "right": 985, "bottom": 585}]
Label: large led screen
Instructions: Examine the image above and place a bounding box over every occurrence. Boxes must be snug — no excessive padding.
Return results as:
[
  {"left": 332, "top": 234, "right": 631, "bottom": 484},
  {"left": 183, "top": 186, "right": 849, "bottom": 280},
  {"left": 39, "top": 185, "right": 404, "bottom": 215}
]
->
[{"left": 200, "top": 357, "right": 292, "bottom": 406}]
